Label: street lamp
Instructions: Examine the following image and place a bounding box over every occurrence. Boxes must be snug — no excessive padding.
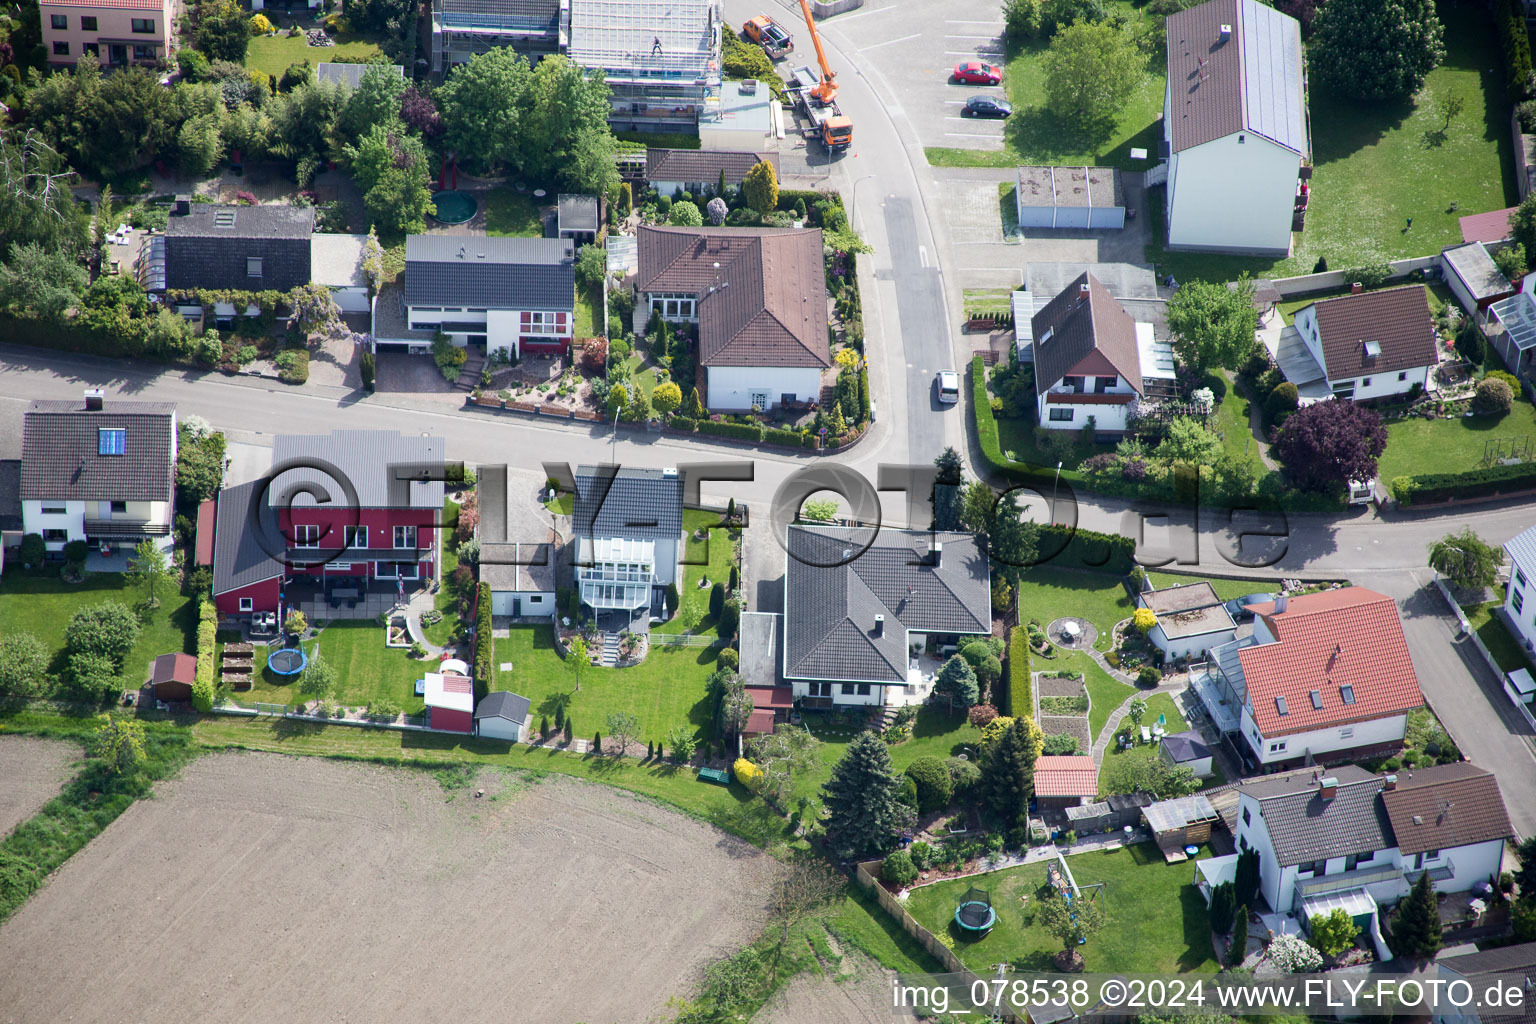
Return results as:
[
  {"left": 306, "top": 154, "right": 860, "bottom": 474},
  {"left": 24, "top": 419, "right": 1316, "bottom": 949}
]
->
[
  {"left": 610, "top": 404, "right": 620, "bottom": 462},
  {"left": 850, "top": 173, "right": 877, "bottom": 231},
  {"left": 1051, "top": 460, "right": 1063, "bottom": 526}
]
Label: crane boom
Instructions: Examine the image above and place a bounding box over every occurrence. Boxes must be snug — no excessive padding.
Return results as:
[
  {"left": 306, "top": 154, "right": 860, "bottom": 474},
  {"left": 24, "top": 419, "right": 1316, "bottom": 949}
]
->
[{"left": 796, "top": 0, "right": 837, "bottom": 104}]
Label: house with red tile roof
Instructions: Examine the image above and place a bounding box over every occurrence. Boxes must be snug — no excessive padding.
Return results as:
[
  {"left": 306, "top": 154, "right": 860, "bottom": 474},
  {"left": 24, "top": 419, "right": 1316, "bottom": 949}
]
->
[
  {"left": 1189, "top": 587, "right": 1423, "bottom": 769},
  {"left": 1033, "top": 755, "right": 1099, "bottom": 808}
]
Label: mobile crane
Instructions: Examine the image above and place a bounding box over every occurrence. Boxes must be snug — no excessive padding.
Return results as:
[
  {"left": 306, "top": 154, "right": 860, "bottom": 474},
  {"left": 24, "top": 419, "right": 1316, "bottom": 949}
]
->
[{"left": 785, "top": 0, "right": 852, "bottom": 152}]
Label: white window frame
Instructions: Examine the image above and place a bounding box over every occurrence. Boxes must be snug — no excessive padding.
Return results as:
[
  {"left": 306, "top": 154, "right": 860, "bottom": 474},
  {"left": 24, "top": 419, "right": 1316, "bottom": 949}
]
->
[
  {"left": 521, "top": 311, "right": 567, "bottom": 336},
  {"left": 394, "top": 525, "right": 417, "bottom": 549},
  {"left": 1513, "top": 588, "right": 1525, "bottom": 615},
  {"left": 293, "top": 524, "right": 320, "bottom": 548},
  {"left": 238, "top": 597, "right": 254, "bottom": 611},
  {"left": 649, "top": 292, "right": 697, "bottom": 320},
  {"left": 1049, "top": 407, "right": 1074, "bottom": 422}
]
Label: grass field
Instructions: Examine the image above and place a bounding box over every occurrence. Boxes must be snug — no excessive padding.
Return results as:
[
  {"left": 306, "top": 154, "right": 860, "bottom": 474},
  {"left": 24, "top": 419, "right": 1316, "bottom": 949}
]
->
[
  {"left": 653, "top": 510, "right": 738, "bottom": 636},
  {"left": 246, "top": 32, "right": 385, "bottom": 80},
  {"left": 904, "top": 843, "right": 1219, "bottom": 974},
  {"left": 1376, "top": 400, "right": 1536, "bottom": 483},
  {"left": 234, "top": 621, "right": 431, "bottom": 713},
  {"left": 788, "top": 707, "right": 984, "bottom": 817},
  {"left": 925, "top": 1, "right": 1165, "bottom": 170},
  {"left": 1465, "top": 595, "right": 1535, "bottom": 674},
  {"left": 1015, "top": 568, "right": 1133, "bottom": 650},
  {"left": 1097, "top": 693, "right": 1186, "bottom": 795},
  {"left": 1144, "top": 571, "right": 1280, "bottom": 602},
  {"left": 485, "top": 189, "right": 545, "bottom": 237},
  {"left": 574, "top": 283, "right": 601, "bottom": 339},
  {"left": 963, "top": 287, "right": 1017, "bottom": 314},
  {"left": 0, "top": 569, "right": 196, "bottom": 688},
  {"left": 1146, "top": 5, "right": 1515, "bottom": 281}
]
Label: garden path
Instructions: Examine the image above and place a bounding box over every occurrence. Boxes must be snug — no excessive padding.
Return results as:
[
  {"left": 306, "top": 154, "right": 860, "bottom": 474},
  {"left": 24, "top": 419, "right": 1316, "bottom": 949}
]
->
[
  {"left": 1089, "top": 679, "right": 1188, "bottom": 764},
  {"left": 404, "top": 590, "right": 447, "bottom": 659}
]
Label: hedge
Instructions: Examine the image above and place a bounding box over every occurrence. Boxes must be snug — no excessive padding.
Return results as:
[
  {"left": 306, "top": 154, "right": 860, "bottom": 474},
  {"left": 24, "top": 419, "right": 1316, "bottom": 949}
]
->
[
  {"left": 669, "top": 415, "right": 697, "bottom": 432},
  {"left": 193, "top": 599, "right": 217, "bottom": 712},
  {"left": 1500, "top": 0, "right": 1535, "bottom": 101},
  {"left": 474, "top": 582, "right": 492, "bottom": 699},
  {"left": 762, "top": 427, "right": 804, "bottom": 446},
  {"left": 1037, "top": 523, "right": 1137, "bottom": 574},
  {"left": 1391, "top": 460, "right": 1536, "bottom": 506},
  {"left": 1006, "top": 625, "right": 1032, "bottom": 719},
  {"left": 696, "top": 419, "right": 765, "bottom": 441}
]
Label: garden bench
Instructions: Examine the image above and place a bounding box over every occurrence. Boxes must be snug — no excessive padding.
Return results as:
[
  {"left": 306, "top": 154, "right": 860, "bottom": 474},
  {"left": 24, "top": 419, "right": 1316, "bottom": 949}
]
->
[{"left": 696, "top": 768, "right": 730, "bottom": 786}]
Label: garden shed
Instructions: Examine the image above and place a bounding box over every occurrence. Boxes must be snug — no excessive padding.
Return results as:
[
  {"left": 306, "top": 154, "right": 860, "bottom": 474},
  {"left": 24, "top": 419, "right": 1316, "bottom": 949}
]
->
[
  {"left": 1014, "top": 166, "right": 1126, "bottom": 230},
  {"left": 1033, "top": 755, "right": 1099, "bottom": 809},
  {"left": 149, "top": 652, "right": 197, "bottom": 703},
  {"left": 475, "top": 690, "right": 532, "bottom": 742},
  {"left": 1143, "top": 793, "right": 1220, "bottom": 861},
  {"left": 1441, "top": 242, "right": 1514, "bottom": 312},
  {"left": 1160, "top": 730, "right": 1214, "bottom": 778},
  {"left": 424, "top": 661, "right": 475, "bottom": 733},
  {"left": 1065, "top": 800, "right": 1112, "bottom": 834}
]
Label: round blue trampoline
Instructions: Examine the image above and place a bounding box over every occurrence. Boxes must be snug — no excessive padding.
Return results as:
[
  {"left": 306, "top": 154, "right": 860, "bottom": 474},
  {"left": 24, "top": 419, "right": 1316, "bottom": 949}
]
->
[
  {"left": 431, "top": 190, "right": 477, "bottom": 225},
  {"left": 268, "top": 647, "right": 307, "bottom": 676}
]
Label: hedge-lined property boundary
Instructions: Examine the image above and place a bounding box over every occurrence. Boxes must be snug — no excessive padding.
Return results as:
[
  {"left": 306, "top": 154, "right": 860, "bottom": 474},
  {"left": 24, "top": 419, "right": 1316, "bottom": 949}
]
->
[
  {"left": 1006, "top": 626, "right": 1031, "bottom": 719},
  {"left": 473, "top": 582, "right": 492, "bottom": 700},
  {"left": 193, "top": 600, "right": 217, "bottom": 713},
  {"left": 1391, "top": 461, "right": 1536, "bottom": 506}
]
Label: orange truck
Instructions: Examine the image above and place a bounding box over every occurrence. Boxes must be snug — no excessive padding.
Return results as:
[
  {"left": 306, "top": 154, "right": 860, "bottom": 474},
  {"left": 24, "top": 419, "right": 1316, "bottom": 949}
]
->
[{"left": 741, "top": 15, "right": 793, "bottom": 59}]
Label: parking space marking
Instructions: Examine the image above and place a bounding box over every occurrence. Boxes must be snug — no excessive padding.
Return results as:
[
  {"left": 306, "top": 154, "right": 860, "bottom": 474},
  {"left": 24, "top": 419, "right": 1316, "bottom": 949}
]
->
[
  {"left": 862, "top": 31, "right": 923, "bottom": 49},
  {"left": 944, "top": 131, "right": 1006, "bottom": 139},
  {"left": 944, "top": 116, "right": 1004, "bottom": 124},
  {"left": 830, "top": 4, "right": 895, "bottom": 20},
  {"left": 944, "top": 49, "right": 1004, "bottom": 56},
  {"left": 945, "top": 33, "right": 1000, "bottom": 39},
  {"left": 946, "top": 18, "right": 1004, "bottom": 24},
  {"left": 918, "top": 245, "right": 929, "bottom": 267}
]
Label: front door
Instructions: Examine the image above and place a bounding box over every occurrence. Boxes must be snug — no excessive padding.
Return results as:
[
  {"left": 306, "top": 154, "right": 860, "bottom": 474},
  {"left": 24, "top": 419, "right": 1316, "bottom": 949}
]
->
[
  {"left": 511, "top": 596, "right": 521, "bottom": 617},
  {"left": 109, "top": 43, "right": 127, "bottom": 65}
]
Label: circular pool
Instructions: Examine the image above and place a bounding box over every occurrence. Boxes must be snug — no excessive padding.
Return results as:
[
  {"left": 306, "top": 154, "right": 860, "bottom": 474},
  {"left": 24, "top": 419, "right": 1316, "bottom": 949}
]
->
[{"left": 431, "top": 190, "right": 477, "bottom": 225}]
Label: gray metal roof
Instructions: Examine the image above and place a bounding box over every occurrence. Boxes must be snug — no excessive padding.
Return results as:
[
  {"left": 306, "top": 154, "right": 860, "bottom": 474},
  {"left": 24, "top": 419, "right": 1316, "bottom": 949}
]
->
[
  {"left": 269, "top": 431, "right": 446, "bottom": 510},
  {"left": 1443, "top": 242, "right": 1513, "bottom": 302},
  {"left": 314, "top": 62, "right": 404, "bottom": 89},
  {"left": 403, "top": 235, "right": 575, "bottom": 310},
  {"left": 739, "top": 611, "right": 781, "bottom": 687},
  {"left": 479, "top": 542, "right": 558, "bottom": 592},
  {"left": 166, "top": 203, "right": 315, "bottom": 239},
  {"left": 571, "top": 465, "right": 683, "bottom": 541},
  {"left": 0, "top": 459, "right": 21, "bottom": 531},
  {"left": 211, "top": 480, "right": 284, "bottom": 595},
  {"left": 783, "top": 527, "right": 991, "bottom": 685},
  {"left": 21, "top": 399, "right": 176, "bottom": 503},
  {"left": 1160, "top": 730, "right": 1212, "bottom": 763},
  {"left": 557, "top": 194, "right": 599, "bottom": 233},
  {"left": 475, "top": 689, "right": 532, "bottom": 724},
  {"left": 1505, "top": 522, "right": 1536, "bottom": 577},
  {"left": 1239, "top": 764, "right": 1390, "bottom": 867}
]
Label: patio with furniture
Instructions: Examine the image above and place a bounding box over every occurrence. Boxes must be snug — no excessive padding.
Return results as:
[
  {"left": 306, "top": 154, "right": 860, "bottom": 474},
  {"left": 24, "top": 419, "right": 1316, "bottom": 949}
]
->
[{"left": 284, "top": 577, "right": 426, "bottom": 622}]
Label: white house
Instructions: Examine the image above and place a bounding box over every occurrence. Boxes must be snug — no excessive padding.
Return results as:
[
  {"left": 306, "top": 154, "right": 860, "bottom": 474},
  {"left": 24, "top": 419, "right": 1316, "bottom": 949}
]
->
[
  {"left": 474, "top": 690, "right": 532, "bottom": 742},
  {"left": 387, "top": 235, "right": 575, "bottom": 359},
  {"left": 782, "top": 527, "right": 991, "bottom": 709},
  {"left": 1031, "top": 272, "right": 1175, "bottom": 435},
  {"left": 1188, "top": 588, "right": 1423, "bottom": 769},
  {"left": 1231, "top": 764, "right": 1512, "bottom": 937},
  {"left": 1273, "top": 286, "right": 1440, "bottom": 403},
  {"left": 570, "top": 465, "right": 683, "bottom": 629},
  {"left": 20, "top": 391, "right": 176, "bottom": 556},
  {"left": 1501, "top": 522, "right": 1536, "bottom": 658},
  {"left": 1137, "top": 581, "right": 1236, "bottom": 662},
  {"left": 636, "top": 225, "right": 830, "bottom": 412},
  {"left": 1160, "top": 0, "right": 1308, "bottom": 255}
]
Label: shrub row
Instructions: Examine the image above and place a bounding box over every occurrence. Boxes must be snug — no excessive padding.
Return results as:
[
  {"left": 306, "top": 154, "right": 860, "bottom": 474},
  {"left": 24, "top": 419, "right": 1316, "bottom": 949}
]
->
[
  {"left": 695, "top": 419, "right": 765, "bottom": 441},
  {"left": 1391, "top": 460, "right": 1536, "bottom": 506},
  {"left": 762, "top": 426, "right": 804, "bottom": 447},
  {"left": 669, "top": 415, "right": 697, "bottom": 432},
  {"left": 193, "top": 600, "right": 217, "bottom": 712},
  {"left": 1006, "top": 625, "right": 1032, "bottom": 719},
  {"left": 1499, "top": 0, "right": 1535, "bottom": 101},
  {"left": 1037, "top": 523, "right": 1137, "bottom": 574},
  {"left": 474, "top": 582, "right": 492, "bottom": 700}
]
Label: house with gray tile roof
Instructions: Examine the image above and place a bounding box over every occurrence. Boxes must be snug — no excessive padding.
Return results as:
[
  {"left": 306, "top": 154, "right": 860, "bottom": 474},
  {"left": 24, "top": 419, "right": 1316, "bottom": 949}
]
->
[
  {"left": 381, "top": 235, "right": 576, "bottom": 358},
  {"left": 1434, "top": 941, "right": 1536, "bottom": 1024},
  {"left": 164, "top": 202, "right": 316, "bottom": 292},
  {"left": 782, "top": 526, "right": 990, "bottom": 709},
  {"left": 1231, "top": 763, "right": 1513, "bottom": 941},
  {"left": 20, "top": 390, "right": 177, "bottom": 556},
  {"left": 1161, "top": 0, "right": 1308, "bottom": 255},
  {"left": 570, "top": 465, "right": 684, "bottom": 628}
]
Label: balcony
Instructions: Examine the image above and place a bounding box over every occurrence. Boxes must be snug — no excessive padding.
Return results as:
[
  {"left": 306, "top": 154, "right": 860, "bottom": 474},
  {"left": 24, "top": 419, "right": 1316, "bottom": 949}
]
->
[
  {"left": 84, "top": 519, "right": 170, "bottom": 539},
  {"left": 1293, "top": 863, "right": 1407, "bottom": 901}
]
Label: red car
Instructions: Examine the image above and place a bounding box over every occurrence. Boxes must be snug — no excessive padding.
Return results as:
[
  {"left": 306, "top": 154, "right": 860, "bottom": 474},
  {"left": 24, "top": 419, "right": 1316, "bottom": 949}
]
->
[{"left": 952, "top": 61, "right": 1001, "bottom": 85}]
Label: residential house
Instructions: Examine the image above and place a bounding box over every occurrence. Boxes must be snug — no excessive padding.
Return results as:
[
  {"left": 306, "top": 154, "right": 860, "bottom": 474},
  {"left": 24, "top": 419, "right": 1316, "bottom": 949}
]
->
[
  {"left": 1501, "top": 522, "right": 1536, "bottom": 658},
  {"left": 210, "top": 430, "right": 444, "bottom": 617},
  {"left": 477, "top": 463, "right": 559, "bottom": 619},
  {"left": 698, "top": 79, "right": 776, "bottom": 150},
  {"left": 41, "top": 0, "right": 170, "bottom": 67},
  {"left": 1188, "top": 587, "right": 1423, "bottom": 769},
  {"left": 475, "top": 690, "right": 533, "bottom": 741},
  {"left": 1159, "top": 730, "right": 1214, "bottom": 778},
  {"left": 314, "top": 62, "right": 404, "bottom": 89},
  {"left": 1161, "top": 0, "right": 1309, "bottom": 255},
  {"left": 162, "top": 201, "right": 316, "bottom": 294},
  {"left": 568, "top": 0, "right": 721, "bottom": 133},
  {"left": 386, "top": 235, "right": 576, "bottom": 358},
  {"left": 1231, "top": 764, "right": 1513, "bottom": 944},
  {"left": 1434, "top": 941, "right": 1536, "bottom": 1024},
  {"left": 311, "top": 233, "right": 373, "bottom": 313},
  {"left": 1033, "top": 755, "right": 1099, "bottom": 809},
  {"left": 782, "top": 526, "right": 990, "bottom": 709},
  {"left": 431, "top": 0, "right": 562, "bottom": 73},
  {"left": 637, "top": 225, "right": 830, "bottom": 411},
  {"left": 1486, "top": 271, "right": 1536, "bottom": 376},
  {"left": 571, "top": 464, "right": 683, "bottom": 628},
  {"left": 1443, "top": 243, "right": 1515, "bottom": 316},
  {"left": 20, "top": 391, "right": 176, "bottom": 556},
  {"left": 1273, "top": 286, "right": 1439, "bottom": 403},
  {"left": 1137, "top": 581, "right": 1237, "bottom": 662},
  {"left": 1031, "top": 272, "right": 1176, "bottom": 435},
  {"left": 646, "top": 148, "right": 778, "bottom": 198}
]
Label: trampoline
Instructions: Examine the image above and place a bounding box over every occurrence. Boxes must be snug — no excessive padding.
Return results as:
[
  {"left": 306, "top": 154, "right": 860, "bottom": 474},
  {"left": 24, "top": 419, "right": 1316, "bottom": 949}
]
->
[
  {"left": 954, "top": 886, "right": 996, "bottom": 934},
  {"left": 267, "top": 647, "right": 307, "bottom": 676},
  {"left": 431, "top": 190, "right": 477, "bottom": 225}
]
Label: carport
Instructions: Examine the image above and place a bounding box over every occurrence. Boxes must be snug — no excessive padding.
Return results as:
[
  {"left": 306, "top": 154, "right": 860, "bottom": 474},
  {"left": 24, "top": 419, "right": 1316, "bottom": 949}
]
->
[{"left": 1015, "top": 166, "right": 1126, "bottom": 230}]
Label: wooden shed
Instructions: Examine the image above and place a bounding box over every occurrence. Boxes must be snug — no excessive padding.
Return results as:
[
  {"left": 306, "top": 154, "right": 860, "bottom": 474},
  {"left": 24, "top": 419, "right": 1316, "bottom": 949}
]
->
[
  {"left": 1142, "top": 794, "right": 1220, "bottom": 862},
  {"left": 150, "top": 653, "right": 197, "bottom": 703}
]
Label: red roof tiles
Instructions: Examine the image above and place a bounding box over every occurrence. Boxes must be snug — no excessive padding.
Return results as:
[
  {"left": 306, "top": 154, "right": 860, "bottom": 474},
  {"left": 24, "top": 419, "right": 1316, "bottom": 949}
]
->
[
  {"left": 440, "top": 673, "right": 472, "bottom": 694},
  {"left": 1240, "top": 588, "right": 1422, "bottom": 737},
  {"left": 1459, "top": 207, "right": 1517, "bottom": 244},
  {"left": 1034, "top": 755, "right": 1099, "bottom": 797}
]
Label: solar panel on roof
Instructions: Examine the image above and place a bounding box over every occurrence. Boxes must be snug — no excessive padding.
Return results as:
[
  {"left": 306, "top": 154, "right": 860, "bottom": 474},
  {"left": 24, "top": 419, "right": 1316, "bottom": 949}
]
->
[{"left": 98, "top": 428, "right": 125, "bottom": 455}]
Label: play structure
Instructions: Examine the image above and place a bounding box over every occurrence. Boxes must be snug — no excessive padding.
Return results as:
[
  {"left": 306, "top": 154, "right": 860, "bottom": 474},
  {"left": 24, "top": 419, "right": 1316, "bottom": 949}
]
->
[
  {"left": 267, "top": 646, "right": 307, "bottom": 676},
  {"left": 1047, "top": 856, "right": 1106, "bottom": 945},
  {"left": 954, "top": 886, "right": 996, "bottom": 935}
]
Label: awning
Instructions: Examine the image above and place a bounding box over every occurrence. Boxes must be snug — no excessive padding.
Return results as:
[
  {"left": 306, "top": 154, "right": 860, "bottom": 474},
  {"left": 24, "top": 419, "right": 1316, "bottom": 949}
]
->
[{"left": 1300, "top": 886, "right": 1377, "bottom": 923}]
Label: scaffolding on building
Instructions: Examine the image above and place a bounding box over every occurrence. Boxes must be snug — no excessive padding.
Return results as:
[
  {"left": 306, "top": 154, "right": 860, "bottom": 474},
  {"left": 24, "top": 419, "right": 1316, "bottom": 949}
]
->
[
  {"left": 431, "top": 0, "right": 565, "bottom": 72},
  {"left": 567, "top": 0, "right": 721, "bottom": 129}
]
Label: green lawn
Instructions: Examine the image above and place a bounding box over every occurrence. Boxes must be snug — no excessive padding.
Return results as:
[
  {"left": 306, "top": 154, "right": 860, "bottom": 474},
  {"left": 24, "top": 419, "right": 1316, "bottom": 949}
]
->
[
  {"left": 789, "top": 708, "right": 985, "bottom": 817},
  {"left": 1376, "top": 400, "right": 1536, "bottom": 483},
  {"left": 1097, "top": 693, "right": 1188, "bottom": 795},
  {"left": 235, "top": 621, "right": 431, "bottom": 714},
  {"left": 904, "top": 843, "right": 1219, "bottom": 974},
  {"left": 1465, "top": 595, "right": 1534, "bottom": 674},
  {"left": 1144, "top": 571, "right": 1279, "bottom": 602},
  {"left": 925, "top": 1, "right": 1166, "bottom": 171},
  {"left": 1276, "top": 282, "right": 1456, "bottom": 326},
  {"left": 485, "top": 189, "right": 545, "bottom": 237},
  {"left": 1213, "top": 373, "right": 1266, "bottom": 477},
  {"left": 246, "top": 32, "right": 385, "bottom": 80},
  {"left": 494, "top": 624, "right": 719, "bottom": 744},
  {"left": 1081, "top": 657, "right": 1136, "bottom": 744},
  {"left": 1147, "top": 4, "right": 1515, "bottom": 281},
  {"left": 1015, "top": 567, "right": 1133, "bottom": 651},
  {"left": 0, "top": 569, "right": 197, "bottom": 688},
  {"left": 963, "top": 287, "right": 1017, "bottom": 314},
  {"left": 575, "top": 283, "right": 601, "bottom": 339},
  {"left": 653, "top": 509, "right": 738, "bottom": 636}
]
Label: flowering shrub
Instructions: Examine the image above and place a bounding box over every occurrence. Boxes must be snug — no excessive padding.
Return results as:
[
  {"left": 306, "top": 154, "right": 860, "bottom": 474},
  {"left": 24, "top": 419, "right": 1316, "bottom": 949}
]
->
[
  {"left": 1266, "top": 932, "right": 1324, "bottom": 973},
  {"left": 1082, "top": 453, "right": 1119, "bottom": 474},
  {"left": 732, "top": 757, "right": 762, "bottom": 789},
  {"left": 1122, "top": 457, "right": 1148, "bottom": 481},
  {"left": 231, "top": 191, "right": 258, "bottom": 206},
  {"left": 1132, "top": 607, "right": 1157, "bottom": 632},
  {"left": 968, "top": 702, "right": 999, "bottom": 728}
]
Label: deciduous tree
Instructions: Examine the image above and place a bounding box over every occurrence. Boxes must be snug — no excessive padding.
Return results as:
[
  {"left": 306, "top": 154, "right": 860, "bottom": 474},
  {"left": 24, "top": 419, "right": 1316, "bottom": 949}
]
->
[
  {"left": 1428, "top": 528, "right": 1500, "bottom": 591},
  {"left": 93, "top": 714, "right": 147, "bottom": 774},
  {"left": 742, "top": 159, "right": 779, "bottom": 216},
  {"left": 336, "top": 63, "right": 408, "bottom": 144},
  {"left": 605, "top": 710, "right": 639, "bottom": 755},
  {"left": 0, "top": 632, "right": 49, "bottom": 698},
  {"left": 1167, "top": 277, "right": 1257, "bottom": 372},
  {"left": 127, "top": 540, "right": 170, "bottom": 609},
  {"left": 652, "top": 381, "right": 682, "bottom": 416},
  {"left": 1310, "top": 0, "right": 1443, "bottom": 101},
  {"left": 1272, "top": 399, "right": 1388, "bottom": 493},
  {"left": 194, "top": 0, "right": 252, "bottom": 63},
  {"left": 0, "top": 241, "right": 87, "bottom": 321},
  {"left": 748, "top": 724, "right": 820, "bottom": 802},
  {"left": 1041, "top": 20, "right": 1142, "bottom": 132},
  {"left": 65, "top": 602, "right": 139, "bottom": 669},
  {"left": 821, "top": 732, "right": 912, "bottom": 858},
  {"left": 1038, "top": 888, "right": 1103, "bottom": 967},
  {"left": 767, "top": 857, "right": 845, "bottom": 945},
  {"left": 1154, "top": 416, "right": 1223, "bottom": 466}
]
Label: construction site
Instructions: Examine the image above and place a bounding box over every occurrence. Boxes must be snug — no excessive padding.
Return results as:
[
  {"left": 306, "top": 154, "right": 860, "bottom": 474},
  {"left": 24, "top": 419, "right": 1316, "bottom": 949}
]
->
[{"left": 566, "top": 0, "right": 723, "bottom": 132}]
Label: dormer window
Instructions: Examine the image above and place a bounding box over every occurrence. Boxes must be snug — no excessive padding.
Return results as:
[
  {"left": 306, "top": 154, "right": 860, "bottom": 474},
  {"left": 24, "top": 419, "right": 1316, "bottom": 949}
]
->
[{"left": 98, "top": 428, "right": 126, "bottom": 455}]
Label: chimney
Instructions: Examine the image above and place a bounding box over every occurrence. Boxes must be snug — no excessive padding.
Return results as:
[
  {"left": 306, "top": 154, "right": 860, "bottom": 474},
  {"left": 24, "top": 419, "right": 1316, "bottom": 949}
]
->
[
  {"left": 1351, "top": 282, "right": 1364, "bottom": 295},
  {"left": 83, "top": 388, "right": 105, "bottom": 411},
  {"left": 1274, "top": 593, "right": 1288, "bottom": 614},
  {"left": 173, "top": 194, "right": 191, "bottom": 216},
  {"left": 931, "top": 541, "right": 944, "bottom": 566},
  {"left": 873, "top": 614, "right": 885, "bottom": 637},
  {"left": 1384, "top": 774, "right": 1398, "bottom": 791},
  {"left": 1218, "top": 23, "right": 1232, "bottom": 42},
  {"left": 1079, "top": 281, "right": 1090, "bottom": 298},
  {"left": 1319, "top": 776, "right": 1338, "bottom": 801}
]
